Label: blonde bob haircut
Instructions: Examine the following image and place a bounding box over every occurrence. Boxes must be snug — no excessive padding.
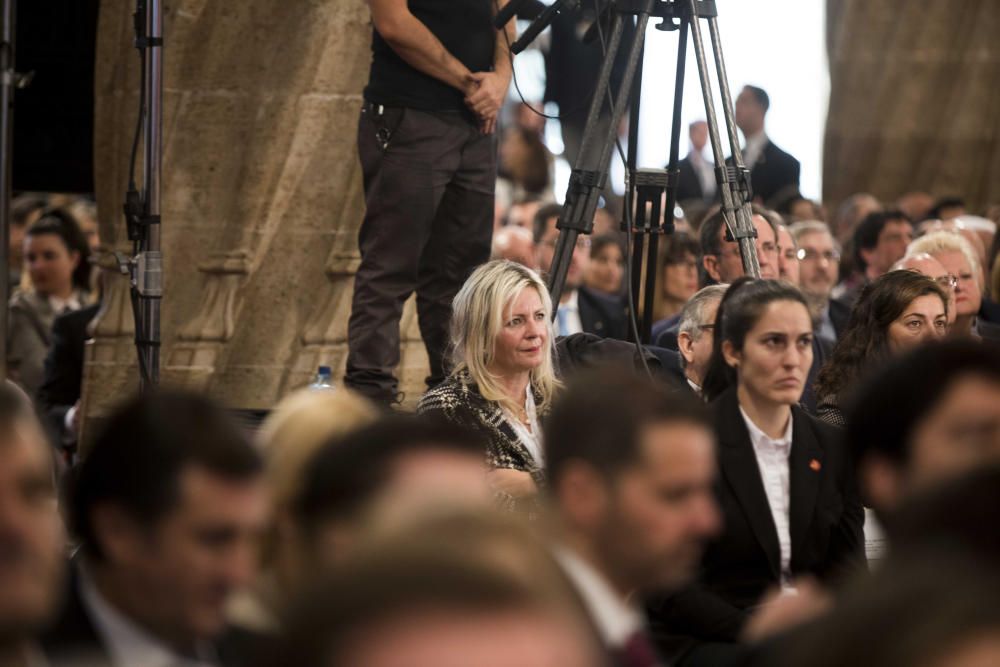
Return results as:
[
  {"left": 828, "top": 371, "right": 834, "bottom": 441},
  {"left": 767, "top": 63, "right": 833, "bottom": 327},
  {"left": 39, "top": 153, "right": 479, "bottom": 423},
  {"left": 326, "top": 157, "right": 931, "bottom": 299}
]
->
[{"left": 449, "top": 260, "right": 560, "bottom": 414}]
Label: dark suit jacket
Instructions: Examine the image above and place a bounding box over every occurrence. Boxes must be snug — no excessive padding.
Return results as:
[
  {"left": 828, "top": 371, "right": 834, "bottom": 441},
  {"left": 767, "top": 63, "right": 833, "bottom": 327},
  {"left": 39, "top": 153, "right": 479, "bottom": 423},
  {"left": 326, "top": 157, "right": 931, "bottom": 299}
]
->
[
  {"left": 42, "top": 565, "right": 107, "bottom": 666},
  {"left": 651, "top": 314, "right": 681, "bottom": 350},
  {"left": 675, "top": 156, "right": 705, "bottom": 203},
  {"left": 647, "top": 387, "right": 864, "bottom": 662},
  {"left": 729, "top": 140, "right": 800, "bottom": 207},
  {"left": 37, "top": 303, "right": 100, "bottom": 446},
  {"left": 42, "top": 563, "right": 269, "bottom": 667},
  {"left": 578, "top": 286, "right": 628, "bottom": 340},
  {"left": 827, "top": 299, "right": 851, "bottom": 340}
]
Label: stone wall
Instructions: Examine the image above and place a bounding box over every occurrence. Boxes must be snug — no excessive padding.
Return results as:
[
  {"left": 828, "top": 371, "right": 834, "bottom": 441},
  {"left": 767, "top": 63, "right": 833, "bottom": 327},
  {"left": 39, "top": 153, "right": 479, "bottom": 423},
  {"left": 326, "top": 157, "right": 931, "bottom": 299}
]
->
[{"left": 83, "top": 0, "right": 429, "bottom": 432}]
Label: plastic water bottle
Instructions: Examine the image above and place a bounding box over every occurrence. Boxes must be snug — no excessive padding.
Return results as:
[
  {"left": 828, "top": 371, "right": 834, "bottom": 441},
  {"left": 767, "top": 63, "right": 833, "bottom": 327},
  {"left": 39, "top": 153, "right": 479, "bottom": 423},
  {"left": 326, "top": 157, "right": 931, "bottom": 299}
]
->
[{"left": 309, "top": 365, "right": 335, "bottom": 391}]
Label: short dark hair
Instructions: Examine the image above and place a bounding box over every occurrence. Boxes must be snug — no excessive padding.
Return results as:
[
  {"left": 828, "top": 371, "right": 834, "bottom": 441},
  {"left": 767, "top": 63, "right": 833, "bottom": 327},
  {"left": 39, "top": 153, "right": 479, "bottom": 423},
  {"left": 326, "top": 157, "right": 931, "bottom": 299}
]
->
[
  {"left": 701, "top": 278, "right": 811, "bottom": 401},
  {"left": 26, "top": 209, "right": 92, "bottom": 290},
  {"left": 590, "top": 234, "right": 624, "bottom": 260},
  {"left": 845, "top": 340, "right": 1000, "bottom": 467},
  {"left": 660, "top": 232, "right": 701, "bottom": 266},
  {"left": 699, "top": 209, "right": 727, "bottom": 258},
  {"left": 927, "top": 196, "right": 965, "bottom": 221},
  {"left": 68, "top": 390, "right": 263, "bottom": 560},
  {"left": 852, "top": 209, "right": 910, "bottom": 270},
  {"left": 532, "top": 202, "right": 563, "bottom": 245},
  {"left": 11, "top": 194, "right": 47, "bottom": 228},
  {"left": 544, "top": 367, "right": 711, "bottom": 488},
  {"left": 293, "top": 415, "right": 483, "bottom": 532},
  {"left": 743, "top": 85, "right": 770, "bottom": 112}
]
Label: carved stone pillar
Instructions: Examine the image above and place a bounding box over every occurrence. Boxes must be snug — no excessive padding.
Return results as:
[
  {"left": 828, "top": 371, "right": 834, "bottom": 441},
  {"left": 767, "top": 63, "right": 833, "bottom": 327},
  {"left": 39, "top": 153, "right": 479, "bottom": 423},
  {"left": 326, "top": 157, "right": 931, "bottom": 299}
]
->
[{"left": 84, "top": 0, "right": 431, "bottom": 427}]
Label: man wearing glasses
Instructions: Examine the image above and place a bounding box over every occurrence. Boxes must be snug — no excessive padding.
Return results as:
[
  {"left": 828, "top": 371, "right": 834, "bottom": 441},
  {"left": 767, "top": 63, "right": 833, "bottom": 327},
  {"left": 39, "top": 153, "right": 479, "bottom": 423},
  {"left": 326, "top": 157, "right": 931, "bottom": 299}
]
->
[
  {"left": 789, "top": 221, "right": 848, "bottom": 344},
  {"left": 698, "top": 209, "right": 779, "bottom": 286},
  {"left": 533, "top": 204, "right": 627, "bottom": 340}
]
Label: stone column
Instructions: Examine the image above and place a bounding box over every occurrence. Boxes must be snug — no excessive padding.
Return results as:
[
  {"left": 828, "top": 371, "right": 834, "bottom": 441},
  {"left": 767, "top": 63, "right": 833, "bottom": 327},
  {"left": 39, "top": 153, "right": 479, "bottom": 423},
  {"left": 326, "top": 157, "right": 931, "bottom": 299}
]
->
[{"left": 83, "top": 0, "right": 430, "bottom": 437}]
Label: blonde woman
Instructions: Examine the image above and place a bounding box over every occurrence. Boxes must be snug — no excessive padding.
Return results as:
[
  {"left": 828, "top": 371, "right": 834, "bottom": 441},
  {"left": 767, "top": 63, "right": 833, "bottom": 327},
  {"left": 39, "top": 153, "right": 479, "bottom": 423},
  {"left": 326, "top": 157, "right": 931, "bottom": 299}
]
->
[
  {"left": 418, "top": 260, "right": 560, "bottom": 504},
  {"left": 227, "top": 387, "right": 378, "bottom": 633}
]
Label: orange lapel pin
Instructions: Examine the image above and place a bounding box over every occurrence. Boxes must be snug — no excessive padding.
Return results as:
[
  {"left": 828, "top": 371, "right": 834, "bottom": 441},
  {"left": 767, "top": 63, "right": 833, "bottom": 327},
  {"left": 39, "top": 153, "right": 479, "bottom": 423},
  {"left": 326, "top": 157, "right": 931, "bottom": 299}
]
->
[{"left": 809, "top": 459, "right": 821, "bottom": 472}]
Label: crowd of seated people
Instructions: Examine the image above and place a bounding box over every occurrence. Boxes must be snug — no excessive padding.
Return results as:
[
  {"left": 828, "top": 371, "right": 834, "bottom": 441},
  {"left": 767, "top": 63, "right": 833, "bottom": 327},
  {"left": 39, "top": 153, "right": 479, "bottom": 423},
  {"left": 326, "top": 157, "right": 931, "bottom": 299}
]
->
[{"left": 5, "top": 97, "right": 1000, "bottom": 667}]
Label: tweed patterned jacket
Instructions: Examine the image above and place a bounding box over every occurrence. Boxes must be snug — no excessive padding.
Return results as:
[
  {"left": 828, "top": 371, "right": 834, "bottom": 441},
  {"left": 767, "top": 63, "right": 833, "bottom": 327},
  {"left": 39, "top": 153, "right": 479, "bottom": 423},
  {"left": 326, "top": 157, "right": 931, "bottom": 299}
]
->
[{"left": 417, "top": 372, "right": 546, "bottom": 490}]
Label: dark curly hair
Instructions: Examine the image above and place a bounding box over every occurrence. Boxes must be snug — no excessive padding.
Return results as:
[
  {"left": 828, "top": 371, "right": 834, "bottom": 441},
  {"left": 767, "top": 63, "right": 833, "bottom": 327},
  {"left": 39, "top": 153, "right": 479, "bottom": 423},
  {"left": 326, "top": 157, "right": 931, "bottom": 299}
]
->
[{"left": 815, "top": 271, "right": 948, "bottom": 403}]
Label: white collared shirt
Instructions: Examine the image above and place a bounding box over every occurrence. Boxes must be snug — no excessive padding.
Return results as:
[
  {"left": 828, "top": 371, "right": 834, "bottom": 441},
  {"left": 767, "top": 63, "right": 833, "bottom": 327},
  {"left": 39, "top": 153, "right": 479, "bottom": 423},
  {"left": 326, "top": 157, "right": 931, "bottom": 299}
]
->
[
  {"left": 556, "top": 290, "right": 584, "bottom": 337},
  {"left": 689, "top": 149, "right": 717, "bottom": 199},
  {"left": 739, "top": 406, "right": 794, "bottom": 587},
  {"left": 817, "top": 304, "right": 837, "bottom": 345},
  {"left": 78, "top": 568, "right": 218, "bottom": 667},
  {"left": 555, "top": 547, "right": 644, "bottom": 649},
  {"left": 742, "top": 131, "right": 769, "bottom": 170},
  {"left": 505, "top": 384, "right": 544, "bottom": 468},
  {"left": 48, "top": 293, "right": 82, "bottom": 315},
  {"left": 686, "top": 377, "right": 703, "bottom": 398}
]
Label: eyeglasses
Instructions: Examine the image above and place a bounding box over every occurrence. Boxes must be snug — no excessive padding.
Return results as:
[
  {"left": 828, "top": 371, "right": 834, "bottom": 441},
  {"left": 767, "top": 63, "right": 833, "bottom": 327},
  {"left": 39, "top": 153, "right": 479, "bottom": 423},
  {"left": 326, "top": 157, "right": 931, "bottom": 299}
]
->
[
  {"left": 935, "top": 274, "right": 959, "bottom": 290},
  {"left": 796, "top": 248, "right": 841, "bottom": 262}
]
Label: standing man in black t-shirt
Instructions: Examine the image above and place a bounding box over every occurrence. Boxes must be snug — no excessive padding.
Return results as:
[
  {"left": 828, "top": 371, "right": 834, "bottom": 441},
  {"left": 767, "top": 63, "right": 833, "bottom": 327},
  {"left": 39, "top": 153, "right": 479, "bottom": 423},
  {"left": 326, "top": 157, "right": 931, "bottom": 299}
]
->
[{"left": 344, "top": 0, "right": 514, "bottom": 405}]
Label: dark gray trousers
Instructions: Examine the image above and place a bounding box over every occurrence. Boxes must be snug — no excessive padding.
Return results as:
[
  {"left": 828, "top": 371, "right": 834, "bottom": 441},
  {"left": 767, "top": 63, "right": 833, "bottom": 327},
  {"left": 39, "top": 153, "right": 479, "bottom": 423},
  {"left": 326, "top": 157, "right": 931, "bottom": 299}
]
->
[{"left": 344, "top": 104, "right": 495, "bottom": 403}]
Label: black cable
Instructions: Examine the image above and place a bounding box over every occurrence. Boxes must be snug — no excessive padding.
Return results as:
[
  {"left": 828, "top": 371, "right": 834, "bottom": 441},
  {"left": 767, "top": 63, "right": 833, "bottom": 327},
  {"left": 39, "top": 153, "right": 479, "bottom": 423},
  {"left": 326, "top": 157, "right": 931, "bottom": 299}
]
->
[{"left": 494, "top": 0, "right": 601, "bottom": 122}]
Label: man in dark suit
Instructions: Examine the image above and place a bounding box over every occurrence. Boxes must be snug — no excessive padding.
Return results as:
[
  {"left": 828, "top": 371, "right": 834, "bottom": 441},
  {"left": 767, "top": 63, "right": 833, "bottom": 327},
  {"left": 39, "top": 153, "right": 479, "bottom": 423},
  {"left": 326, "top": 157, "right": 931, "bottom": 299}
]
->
[
  {"left": 674, "top": 120, "right": 717, "bottom": 204},
  {"left": 0, "top": 383, "right": 65, "bottom": 666},
  {"left": 732, "top": 86, "right": 800, "bottom": 208},
  {"left": 534, "top": 204, "right": 628, "bottom": 340},
  {"left": 36, "top": 302, "right": 100, "bottom": 452},
  {"left": 545, "top": 369, "right": 721, "bottom": 667},
  {"left": 42, "top": 391, "right": 268, "bottom": 667},
  {"left": 789, "top": 222, "right": 847, "bottom": 344}
]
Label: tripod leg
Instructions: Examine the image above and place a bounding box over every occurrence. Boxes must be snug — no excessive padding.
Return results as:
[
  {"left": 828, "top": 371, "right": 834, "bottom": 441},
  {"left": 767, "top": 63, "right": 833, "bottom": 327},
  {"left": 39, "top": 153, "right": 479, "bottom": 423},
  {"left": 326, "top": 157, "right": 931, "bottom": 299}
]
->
[
  {"left": 548, "top": 14, "right": 628, "bottom": 307},
  {"left": 685, "top": 0, "right": 760, "bottom": 278},
  {"left": 663, "top": 18, "right": 688, "bottom": 235},
  {"left": 626, "top": 35, "right": 646, "bottom": 343}
]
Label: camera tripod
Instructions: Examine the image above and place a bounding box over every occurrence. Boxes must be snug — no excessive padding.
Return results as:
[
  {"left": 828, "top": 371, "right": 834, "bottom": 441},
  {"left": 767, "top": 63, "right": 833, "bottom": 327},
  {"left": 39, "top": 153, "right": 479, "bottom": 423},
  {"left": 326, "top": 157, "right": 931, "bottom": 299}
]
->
[{"left": 507, "top": 0, "right": 761, "bottom": 343}]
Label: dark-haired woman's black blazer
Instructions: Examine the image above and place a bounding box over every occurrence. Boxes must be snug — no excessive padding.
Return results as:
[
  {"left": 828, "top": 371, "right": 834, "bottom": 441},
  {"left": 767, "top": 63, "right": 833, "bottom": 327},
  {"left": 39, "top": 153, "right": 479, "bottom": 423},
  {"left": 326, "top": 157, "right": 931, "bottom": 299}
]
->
[{"left": 647, "top": 387, "right": 865, "bottom": 663}]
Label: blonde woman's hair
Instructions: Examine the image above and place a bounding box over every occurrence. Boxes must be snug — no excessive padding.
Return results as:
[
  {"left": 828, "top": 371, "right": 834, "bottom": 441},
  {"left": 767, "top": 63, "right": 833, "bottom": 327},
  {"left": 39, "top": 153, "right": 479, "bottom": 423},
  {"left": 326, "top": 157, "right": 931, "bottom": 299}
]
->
[
  {"left": 906, "top": 230, "right": 982, "bottom": 286},
  {"left": 450, "top": 260, "right": 560, "bottom": 414},
  {"left": 257, "top": 387, "right": 379, "bottom": 564}
]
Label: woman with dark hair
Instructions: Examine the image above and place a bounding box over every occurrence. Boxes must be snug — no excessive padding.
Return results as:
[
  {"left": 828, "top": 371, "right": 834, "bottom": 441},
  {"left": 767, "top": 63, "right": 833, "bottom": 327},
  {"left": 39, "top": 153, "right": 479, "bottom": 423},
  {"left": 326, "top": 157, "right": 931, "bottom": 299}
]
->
[
  {"left": 7, "top": 211, "right": 92, "bottom": 397},
  {"left": 656, "top": 232, "right": 701, "bottom": 320},
  {"left": 650, "top": 278, "right": 864, "bottom": 662},
  {"left": 583, "top": 234, "right": 624, "bottom": 296},
  {"left": 814, "top": 271, "right": 948, "bottom": 426}
]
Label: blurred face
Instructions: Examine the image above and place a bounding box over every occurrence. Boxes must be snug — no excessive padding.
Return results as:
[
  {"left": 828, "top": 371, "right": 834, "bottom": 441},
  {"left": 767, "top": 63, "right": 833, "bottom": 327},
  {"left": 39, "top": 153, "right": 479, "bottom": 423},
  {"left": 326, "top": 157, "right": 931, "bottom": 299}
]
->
[
  {"left": 663, "top": 253, "right": 699, "bottom": 303},
  {"left": 795, "top": 230, "right": 839, "bottom": 298},
  {"left": 506, "top": 201, "right": 540, "bottom": 231},
  {"left": 492, "top": 230, "right": 537, "bottom": 270},
  {"left": 598, "top": 421, "right": 720, "bottom": 591},
  {"left": 724, "top": 300, "right": 814, "bottom": 407},
  {"left": 934, "top": 250, "right": 981, "bottom": 319},
  {"left": 0, "top": 419, "right": 64, "bottom": 639},
  {"left": 776, "top": 227, "right": 800, "bottom": 284},
  {"left": 689, "top": 121, "right": 708, "bottom": 153},
  {"left": 906, "top": 375, "right": 1000, "bottom": 492},
  {"left": 24, "top": 234, "right": 79, "bottom": 297},
  {"left": 886, "top": 294, "right": 948, "bottom": 353},
  {"left": 734, "top": 88, "right": 764, "bottom": 136},
  {"left": 677, "top": 298, "right": 720, "bottom": 388},
  {"left": 339, "top": 608, "right": 603, "bottom": 667},
  {"left": 536, "top": 218, "right": 590, "bottom": 293},
  {"left": 863, "top": 220, "right": 913, "bottom": 276},
  {"left": 367, "top": 451, "right": 492, "bottom": 531},
  {"left": 706, "top": 215, "right": 777, "bottom": 283},
  {"left": 490, "top": 288, "right": 548, "bottom": 377},
  {"left": 585, "top": 242, "right": 624, "bottom": 296},
  {"left": 107, "top": 467, "right": 268, "bottom": 644}
]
